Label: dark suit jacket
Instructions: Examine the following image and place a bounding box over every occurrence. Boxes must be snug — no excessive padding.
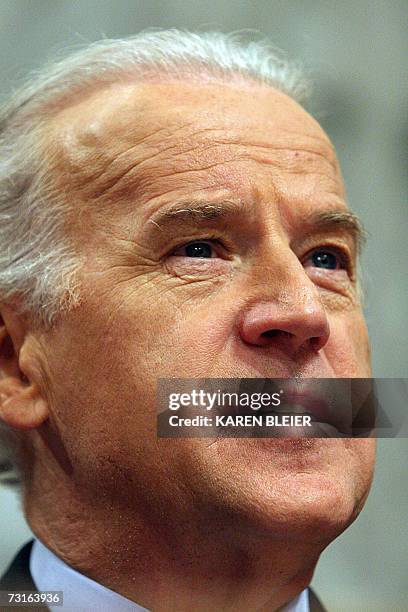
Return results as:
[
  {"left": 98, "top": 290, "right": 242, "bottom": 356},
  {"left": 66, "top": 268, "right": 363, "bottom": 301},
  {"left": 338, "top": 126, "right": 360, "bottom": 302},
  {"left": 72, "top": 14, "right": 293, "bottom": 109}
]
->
[
  {"left": 0, "top": 541, "right": 328, "bottom": 611},
  {"left": 0, "top": 541, "right": 48, "bottom": 611}
]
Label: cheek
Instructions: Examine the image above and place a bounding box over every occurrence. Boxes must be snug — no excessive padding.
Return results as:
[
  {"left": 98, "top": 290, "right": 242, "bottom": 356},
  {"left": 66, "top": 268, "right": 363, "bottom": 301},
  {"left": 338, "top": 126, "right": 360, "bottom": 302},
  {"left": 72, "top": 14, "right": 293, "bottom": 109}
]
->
[
  {"left": 324, "top": 312, "right": 371, "bottom": 376},
  {"left": 159, "top": 310, "right": 234, "bottom": 377},
  {"left": 122, "top": 282, "right": 241, "bottom": 376}
]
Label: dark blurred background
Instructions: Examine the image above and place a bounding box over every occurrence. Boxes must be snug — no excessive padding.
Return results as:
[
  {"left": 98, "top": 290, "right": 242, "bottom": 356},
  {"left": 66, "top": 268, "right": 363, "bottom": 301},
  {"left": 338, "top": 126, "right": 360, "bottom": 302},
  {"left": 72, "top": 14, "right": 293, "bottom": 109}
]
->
[{"left": 0, "top": 2, "right": 407, "bottom": 610}]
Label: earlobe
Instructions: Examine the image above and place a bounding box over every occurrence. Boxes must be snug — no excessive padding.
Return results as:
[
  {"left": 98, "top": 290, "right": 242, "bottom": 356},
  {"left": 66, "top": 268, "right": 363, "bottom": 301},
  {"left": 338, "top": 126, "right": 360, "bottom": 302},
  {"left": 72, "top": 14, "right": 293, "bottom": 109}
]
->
[
  {"left": 0, "top": 379, "right": 48, "bottom": 430},
  {"left": 0, "top": 305, "right": 49, "bottom": 430}
]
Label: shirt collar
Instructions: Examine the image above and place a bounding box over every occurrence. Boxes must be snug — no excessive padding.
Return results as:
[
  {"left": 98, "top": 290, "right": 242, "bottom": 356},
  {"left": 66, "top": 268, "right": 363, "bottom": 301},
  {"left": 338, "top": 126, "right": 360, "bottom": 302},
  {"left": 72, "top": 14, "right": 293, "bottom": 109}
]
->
[
  {"left": 30, "top": 538, "right": 310, "bottom": 612},
  {"left": 30, "top": 539, "right": 146, "bottom": 611}
]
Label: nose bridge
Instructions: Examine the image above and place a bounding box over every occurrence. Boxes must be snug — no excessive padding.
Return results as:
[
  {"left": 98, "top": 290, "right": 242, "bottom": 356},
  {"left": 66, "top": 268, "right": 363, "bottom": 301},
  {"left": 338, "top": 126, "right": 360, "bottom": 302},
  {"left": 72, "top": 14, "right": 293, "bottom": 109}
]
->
[
  {"left": 277, "top": 266, "right": 324, "bottom": 318},
  {"left": 238, "top": 241, "right": 330, "bottom": 353},
  {"left": 246, "top": 235, "right": 315, "bottom": 304}
]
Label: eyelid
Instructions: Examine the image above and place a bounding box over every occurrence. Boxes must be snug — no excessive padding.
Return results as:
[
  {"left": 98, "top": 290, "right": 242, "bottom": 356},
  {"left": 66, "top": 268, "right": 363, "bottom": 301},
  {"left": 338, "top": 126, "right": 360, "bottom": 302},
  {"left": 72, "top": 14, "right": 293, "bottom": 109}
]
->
[{"left": 303, "top": 244, "right": 353, "bottom": 270}]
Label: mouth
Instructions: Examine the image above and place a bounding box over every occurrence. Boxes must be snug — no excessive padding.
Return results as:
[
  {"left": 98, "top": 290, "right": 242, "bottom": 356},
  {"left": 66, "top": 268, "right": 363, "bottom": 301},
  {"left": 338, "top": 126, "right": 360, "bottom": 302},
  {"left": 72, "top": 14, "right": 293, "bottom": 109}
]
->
[
  {"left": 258, "top": 387, "right": 354, "bottom": 436},
  {"left": 274, "top": 391, "right": 330, "bottom": 420}
]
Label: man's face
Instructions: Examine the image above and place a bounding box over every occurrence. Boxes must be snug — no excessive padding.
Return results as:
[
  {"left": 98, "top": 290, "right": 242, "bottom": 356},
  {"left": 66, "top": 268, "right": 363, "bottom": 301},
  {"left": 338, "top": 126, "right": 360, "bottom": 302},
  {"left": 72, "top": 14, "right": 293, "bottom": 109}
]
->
[{"left": 33, "top": 79, "right": 375, "bottom": 545}]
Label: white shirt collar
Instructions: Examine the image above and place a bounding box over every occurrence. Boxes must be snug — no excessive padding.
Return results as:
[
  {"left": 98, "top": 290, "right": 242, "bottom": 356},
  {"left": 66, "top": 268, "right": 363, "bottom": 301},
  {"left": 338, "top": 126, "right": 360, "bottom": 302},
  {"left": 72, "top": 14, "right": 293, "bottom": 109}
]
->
[
  {"left": 30, "top": 539, "right": 146, "bottom": 611},
  {"left": 30, "top": 538, "right": 310, "bottom": 612}
]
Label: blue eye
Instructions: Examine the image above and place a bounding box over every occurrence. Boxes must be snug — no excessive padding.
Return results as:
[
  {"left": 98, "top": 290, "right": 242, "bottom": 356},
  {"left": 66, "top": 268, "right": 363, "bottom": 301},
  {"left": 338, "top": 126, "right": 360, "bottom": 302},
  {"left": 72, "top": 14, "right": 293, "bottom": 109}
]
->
[
  {"left": 310, "top": 250, "right": 339, "bottom": 270},
  {"left": 184, "top": 242, "right": 214, "bottom": 258}
]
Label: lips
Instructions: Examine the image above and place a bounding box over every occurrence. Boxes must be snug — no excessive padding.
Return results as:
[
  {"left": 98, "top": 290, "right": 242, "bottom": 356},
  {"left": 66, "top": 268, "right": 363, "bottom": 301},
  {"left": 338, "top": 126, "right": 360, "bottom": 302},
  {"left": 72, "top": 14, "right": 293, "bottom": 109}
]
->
[
  {"left": 276, "top": 391, "right": 330, "bottom": 422},
  {"left": 259, "top": 384, "right": 354, "bottom": 435}
]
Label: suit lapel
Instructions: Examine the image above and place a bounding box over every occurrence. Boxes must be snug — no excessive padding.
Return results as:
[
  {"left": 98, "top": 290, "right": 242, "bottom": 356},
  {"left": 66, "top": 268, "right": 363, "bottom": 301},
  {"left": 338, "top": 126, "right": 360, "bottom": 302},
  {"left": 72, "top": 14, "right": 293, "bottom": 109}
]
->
[{"left": 0, "top": 541, "right": 48, "bottom": 611}]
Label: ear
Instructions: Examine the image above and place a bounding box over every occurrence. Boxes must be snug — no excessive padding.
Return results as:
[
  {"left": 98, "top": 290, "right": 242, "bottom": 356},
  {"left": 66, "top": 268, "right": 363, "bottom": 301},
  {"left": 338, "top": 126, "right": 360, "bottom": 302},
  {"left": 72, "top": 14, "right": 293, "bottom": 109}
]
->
[{"left": 0, "top": 304, "right": 48, "bottom": 430}]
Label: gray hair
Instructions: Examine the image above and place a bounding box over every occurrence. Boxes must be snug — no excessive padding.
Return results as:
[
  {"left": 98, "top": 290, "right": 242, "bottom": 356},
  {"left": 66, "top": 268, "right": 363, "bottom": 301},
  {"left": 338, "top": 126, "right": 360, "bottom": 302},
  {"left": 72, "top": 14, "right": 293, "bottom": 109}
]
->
[{"left": 0, "top": 29, "right": 309, "bottom": 485}]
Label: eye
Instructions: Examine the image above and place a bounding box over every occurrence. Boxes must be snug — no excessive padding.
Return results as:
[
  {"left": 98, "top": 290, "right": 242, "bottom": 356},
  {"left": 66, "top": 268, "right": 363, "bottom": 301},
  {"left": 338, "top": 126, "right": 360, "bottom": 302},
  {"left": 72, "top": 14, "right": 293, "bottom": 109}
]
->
[
  {"left": 303, "top": 246, "right": 356, "bottom": 292},
  {"left": 310, "top": 250, "right": 339, "bottom": 269},
  {"left": 172, "top": 241, "right": 218, "bottom": 258},
  {"left": 305, "top": 248, "right": 351, "bottom": 271}
]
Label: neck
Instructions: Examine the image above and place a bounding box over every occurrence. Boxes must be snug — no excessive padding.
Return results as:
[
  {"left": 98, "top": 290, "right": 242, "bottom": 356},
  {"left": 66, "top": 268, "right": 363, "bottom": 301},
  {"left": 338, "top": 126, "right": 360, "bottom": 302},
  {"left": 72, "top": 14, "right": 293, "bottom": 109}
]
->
[{"left": 26, "top": 480, "right": 321, "bottom": 612}]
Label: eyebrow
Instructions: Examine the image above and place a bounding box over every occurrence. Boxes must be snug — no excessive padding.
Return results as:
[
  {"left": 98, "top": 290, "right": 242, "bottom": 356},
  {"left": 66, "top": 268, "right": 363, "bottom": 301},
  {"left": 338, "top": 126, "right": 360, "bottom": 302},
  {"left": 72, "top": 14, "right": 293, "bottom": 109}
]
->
[
  {"left": 304, "top": 210, "right": 367, "bottom": 253},
  {"left": 147, "top": 201, "right": 239, "bottom": 226},
  {"left": 147, "top": 201, "right": 367, "bottom": 252}
]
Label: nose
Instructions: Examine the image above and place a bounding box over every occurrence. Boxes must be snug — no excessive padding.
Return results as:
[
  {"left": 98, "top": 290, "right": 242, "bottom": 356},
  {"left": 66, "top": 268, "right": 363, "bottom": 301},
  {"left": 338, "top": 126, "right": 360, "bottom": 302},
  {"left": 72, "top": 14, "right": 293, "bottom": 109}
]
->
[{"left": 238, "top": 278, "right": 330, "bottom": 357}]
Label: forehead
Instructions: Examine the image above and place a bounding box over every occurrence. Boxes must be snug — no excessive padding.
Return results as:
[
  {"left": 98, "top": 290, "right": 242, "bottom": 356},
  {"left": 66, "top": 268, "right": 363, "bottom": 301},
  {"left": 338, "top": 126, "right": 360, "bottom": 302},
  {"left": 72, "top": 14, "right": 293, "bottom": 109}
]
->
[{"left": 48, "top": 78, "right": 345, "bottom": 218}]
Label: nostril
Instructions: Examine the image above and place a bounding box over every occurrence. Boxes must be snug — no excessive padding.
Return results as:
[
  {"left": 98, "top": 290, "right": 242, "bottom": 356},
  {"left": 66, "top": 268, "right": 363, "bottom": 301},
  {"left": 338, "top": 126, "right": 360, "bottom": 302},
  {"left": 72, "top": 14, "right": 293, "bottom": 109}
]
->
[
  {"left": 310, "top": 335, "right": 326, "bottom": 351},
  {"left": 261, "top": 329, "right": 292, "bottom": 339},
  {"left": 261, "top": 329, "right": 280, "bottom": 338}
]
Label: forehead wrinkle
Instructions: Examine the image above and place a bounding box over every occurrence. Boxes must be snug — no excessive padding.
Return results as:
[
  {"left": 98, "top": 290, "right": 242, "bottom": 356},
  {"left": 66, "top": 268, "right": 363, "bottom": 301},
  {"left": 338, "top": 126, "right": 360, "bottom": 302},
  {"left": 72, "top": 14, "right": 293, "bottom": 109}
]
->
[
  {"left": 50, "top": 113, "right": 245, "bottom": 204},
  {"left": 51, "top": 83, "right": 336, "bottom": 166},
  {"left": 46, "top": 79, "right": 342, "bottom": 213},
  {"left": 48, "top": 127, "right": 343, "bottom": 225},
  {"left": 48, "top": 121, "right": 183, "bottom": 196},
  {"left": 84, "top": 137, "right": 239, "bottom": 202},
  {"left": 94, "top": 138, "right": 341, "bottom": 206},
  {"left": 44, "top": 83, "right": 203, "bottom": 195}
]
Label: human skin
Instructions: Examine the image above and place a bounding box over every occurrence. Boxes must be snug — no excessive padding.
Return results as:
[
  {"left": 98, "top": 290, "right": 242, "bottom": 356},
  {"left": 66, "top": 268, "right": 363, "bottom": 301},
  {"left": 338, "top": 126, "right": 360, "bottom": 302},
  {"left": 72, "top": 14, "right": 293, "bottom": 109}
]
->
[{"left": 0, "top": 78, "right": 375, "bottom": 611}]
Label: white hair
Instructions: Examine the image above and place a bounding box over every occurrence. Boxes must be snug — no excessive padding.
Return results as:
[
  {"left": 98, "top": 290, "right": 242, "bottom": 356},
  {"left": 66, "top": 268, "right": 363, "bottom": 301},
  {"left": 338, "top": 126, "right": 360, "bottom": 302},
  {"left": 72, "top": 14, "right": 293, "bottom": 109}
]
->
[{"left": 0, "top": 29, "right": 309, "bottom": 485}]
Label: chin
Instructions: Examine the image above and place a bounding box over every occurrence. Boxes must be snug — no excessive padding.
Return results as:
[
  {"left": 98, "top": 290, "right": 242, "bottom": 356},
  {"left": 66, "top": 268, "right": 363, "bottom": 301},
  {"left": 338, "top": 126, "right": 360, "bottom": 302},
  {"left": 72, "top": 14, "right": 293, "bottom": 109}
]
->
[
  {"left": 232, "top": 472, "right": 366, "bottom": 550},
  {"left": 190, "top": 437, "right": 374, "bottom": 545},
  {"left": 267, "top": 471, "right": 363, "bottom": 543}
]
